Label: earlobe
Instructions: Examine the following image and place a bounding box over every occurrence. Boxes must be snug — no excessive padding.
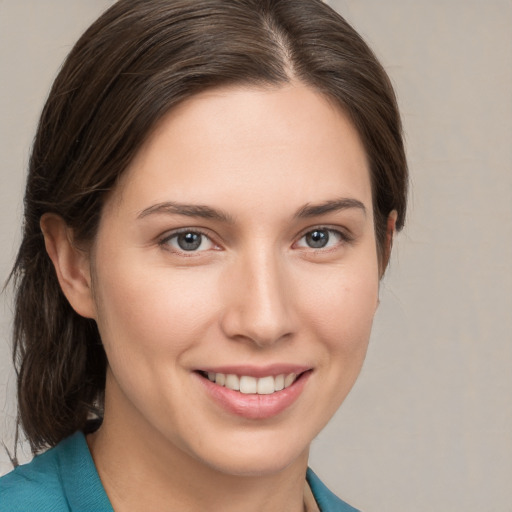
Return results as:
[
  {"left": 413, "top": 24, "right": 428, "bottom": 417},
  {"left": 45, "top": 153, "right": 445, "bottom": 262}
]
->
[{"left": 40, "top": 213, "right": 96, "bottom": 319}]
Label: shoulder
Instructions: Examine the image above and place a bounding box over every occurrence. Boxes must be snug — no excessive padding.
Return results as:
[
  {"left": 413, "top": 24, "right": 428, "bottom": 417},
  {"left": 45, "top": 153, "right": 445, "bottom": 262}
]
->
[
  {"left": 0, "top": 431, "right": 113, "bottom": 512},
  {"left": 307, "top": 467, "right": 362, "bottom": 512},
  {"left": 0, "top": 441, "right": 70, "bottom": 511}
]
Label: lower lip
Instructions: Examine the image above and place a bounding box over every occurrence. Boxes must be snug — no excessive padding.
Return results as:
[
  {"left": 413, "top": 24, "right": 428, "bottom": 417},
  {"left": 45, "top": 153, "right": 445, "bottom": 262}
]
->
[{"left": 195, "top": 371, "right": 311, "bottom": 420}]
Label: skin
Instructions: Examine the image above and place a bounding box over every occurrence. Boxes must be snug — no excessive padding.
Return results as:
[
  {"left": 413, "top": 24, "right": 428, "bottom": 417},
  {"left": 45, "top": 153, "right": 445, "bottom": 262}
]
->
[{"left": 42, "top": 83, "right": 396, "bottom": 512}]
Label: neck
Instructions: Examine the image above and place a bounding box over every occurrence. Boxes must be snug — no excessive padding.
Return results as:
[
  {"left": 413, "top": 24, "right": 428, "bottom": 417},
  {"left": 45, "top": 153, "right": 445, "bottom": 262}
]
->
[{"left": 87, "top": 379, "right": 310, "bottom": 512}]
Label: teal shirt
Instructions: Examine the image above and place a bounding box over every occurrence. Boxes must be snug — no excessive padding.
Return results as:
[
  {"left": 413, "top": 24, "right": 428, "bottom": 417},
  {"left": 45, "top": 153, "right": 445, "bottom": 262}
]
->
[{"left": 0, "top": 432, "right": 360, "bottom": 511}]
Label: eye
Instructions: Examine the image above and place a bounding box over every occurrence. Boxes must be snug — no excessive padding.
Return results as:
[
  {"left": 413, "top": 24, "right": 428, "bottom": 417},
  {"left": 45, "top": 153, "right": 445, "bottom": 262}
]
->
[
  {"left": 161, "top": 230, "right": 216, "bottom": 253},
  {"left": 295, "top": 228, "right": 344, "bottom": 250}
]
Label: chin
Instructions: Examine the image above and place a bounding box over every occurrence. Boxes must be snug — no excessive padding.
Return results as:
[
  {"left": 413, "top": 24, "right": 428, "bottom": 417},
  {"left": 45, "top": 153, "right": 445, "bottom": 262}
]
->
[
  {"left": 182, "top": 427, "right": 311, "bottom": 478},
  {"left": 206, "top": 448, "right": 308, "bottom": 478}
]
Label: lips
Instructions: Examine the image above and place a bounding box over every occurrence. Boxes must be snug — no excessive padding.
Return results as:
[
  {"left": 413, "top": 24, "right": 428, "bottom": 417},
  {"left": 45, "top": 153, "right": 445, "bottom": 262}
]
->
[{"left": 195, "top": 366, "right": 312, "bottom": 420}]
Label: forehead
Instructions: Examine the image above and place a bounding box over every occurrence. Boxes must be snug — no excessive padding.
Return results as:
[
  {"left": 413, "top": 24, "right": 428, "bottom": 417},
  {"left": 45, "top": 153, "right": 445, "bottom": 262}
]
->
[{"left": 107, "top": 83, "right": 372, "bottom": 219}]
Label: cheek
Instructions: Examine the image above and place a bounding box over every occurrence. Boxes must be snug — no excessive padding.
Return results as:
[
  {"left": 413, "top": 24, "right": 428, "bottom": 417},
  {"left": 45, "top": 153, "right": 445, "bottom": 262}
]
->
[
  {"left": 91, "top": 261, "right": 218, "bottom": 427},
  {"left": 299, "top": 263, "right": 379, "bottom": 352},
  {"left": 92, "top": 260, "right": 220, "bottom": 361},
  {"left": 289, "top": 259, "right": 379, "bottom": 434}
]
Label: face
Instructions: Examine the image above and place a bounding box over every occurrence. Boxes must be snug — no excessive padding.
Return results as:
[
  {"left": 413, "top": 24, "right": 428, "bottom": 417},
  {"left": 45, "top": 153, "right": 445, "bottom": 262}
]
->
[{"left": 89, "top": 83, "right": 379, "bottom": 476}]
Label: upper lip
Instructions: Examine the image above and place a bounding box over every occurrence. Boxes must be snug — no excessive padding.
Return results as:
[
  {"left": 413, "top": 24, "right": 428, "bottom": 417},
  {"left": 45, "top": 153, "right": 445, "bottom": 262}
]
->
[{"left": 196, "top": 364, "right": 312, "bottom": 378}]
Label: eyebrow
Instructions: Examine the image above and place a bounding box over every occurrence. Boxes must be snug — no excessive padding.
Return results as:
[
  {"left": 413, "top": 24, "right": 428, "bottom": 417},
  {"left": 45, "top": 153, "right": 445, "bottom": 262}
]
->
[
  {"left": 137, "top": 197, "right": 366, "bottom": 223},
  {"left": 137, "top": 201, "right": 235, "bottom": 223},
  {"left": 294, "top": 198, "right": 367, "bottom": 218}
]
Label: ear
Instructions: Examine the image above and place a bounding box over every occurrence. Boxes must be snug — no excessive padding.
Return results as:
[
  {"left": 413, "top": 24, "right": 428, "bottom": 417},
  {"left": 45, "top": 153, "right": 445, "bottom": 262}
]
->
[
  {"left": 40, "top": 213, "right": 96, "bottom": 319},
  {"left": 380, "top": 209, "right": 398, "bottom": 277}
]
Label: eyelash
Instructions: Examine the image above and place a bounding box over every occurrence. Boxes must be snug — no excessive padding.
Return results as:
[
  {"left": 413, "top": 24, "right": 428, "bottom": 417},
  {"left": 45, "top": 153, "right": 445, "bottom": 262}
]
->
[
  {"left": 158, "top": 226, "right": 353, "bottom": 255},
  {"left": 294, "top": 227, "right": 353, "bottom": 251},
  {"left": 158, "top": 228, "right": 217, "bottom": 255}
]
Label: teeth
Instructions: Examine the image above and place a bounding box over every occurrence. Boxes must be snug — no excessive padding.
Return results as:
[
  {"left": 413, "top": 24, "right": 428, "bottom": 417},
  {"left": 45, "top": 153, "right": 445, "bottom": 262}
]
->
[
  {"left": 284, "top": 373, "right": 296, "bottom": 388},
  {"left": 225, "top": 374, "right": 240, "bottom": 391},
  {"left": 240, "top": 376, "right": 257, "bottom": 394},
  {"left": 204, "top": 372, "right": 299, "bottom": 395},
  {"left": 257, "top": 376, "right": 275, "bottom": 395}
]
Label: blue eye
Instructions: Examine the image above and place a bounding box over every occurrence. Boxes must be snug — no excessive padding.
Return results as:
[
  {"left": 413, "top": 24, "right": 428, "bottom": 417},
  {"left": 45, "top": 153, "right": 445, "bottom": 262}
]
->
[
  {"left": 297, "top": 228, "right": 343, "bottom": 249},
  {"left": 164, "top": 231, "right": 215, "bottom": 252}
]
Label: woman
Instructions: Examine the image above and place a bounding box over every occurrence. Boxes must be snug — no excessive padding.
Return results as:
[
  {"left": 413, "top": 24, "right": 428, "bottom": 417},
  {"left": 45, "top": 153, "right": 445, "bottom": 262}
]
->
[{"left": 0, "top": 0, "right": 407, "bottom": 510}]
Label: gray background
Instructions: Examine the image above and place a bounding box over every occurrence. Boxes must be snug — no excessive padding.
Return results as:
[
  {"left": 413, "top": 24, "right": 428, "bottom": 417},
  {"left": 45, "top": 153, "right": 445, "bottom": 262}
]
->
[{"left": 1, "top": 1, "right": 511, "bottom": 511}]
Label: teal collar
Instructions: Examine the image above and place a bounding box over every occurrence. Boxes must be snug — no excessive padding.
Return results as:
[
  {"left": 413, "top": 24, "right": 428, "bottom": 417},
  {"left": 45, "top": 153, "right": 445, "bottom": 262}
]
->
[
  {"left": 306, "top": 467, "right": 360, "bottom": 511},
  {"left": 57, "top": 431, "right": 114, "bottom": 511}
]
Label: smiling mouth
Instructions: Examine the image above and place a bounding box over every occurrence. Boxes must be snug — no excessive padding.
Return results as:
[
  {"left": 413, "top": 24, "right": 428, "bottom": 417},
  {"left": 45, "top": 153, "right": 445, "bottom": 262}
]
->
[{"left": 197, "top": 371, "right": 304, "bottom": 395}]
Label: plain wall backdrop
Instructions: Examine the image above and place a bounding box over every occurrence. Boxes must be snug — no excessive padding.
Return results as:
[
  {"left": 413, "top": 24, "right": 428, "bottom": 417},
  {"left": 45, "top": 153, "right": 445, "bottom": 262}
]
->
[{"left": 1, "top": 1, "right": 511, "bottom": 511}]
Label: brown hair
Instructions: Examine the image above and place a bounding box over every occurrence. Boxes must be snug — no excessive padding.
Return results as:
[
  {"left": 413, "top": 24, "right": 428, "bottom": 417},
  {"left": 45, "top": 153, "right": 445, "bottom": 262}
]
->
[{"left": 10, "top": 0, "right": 407, "bottom": 453}]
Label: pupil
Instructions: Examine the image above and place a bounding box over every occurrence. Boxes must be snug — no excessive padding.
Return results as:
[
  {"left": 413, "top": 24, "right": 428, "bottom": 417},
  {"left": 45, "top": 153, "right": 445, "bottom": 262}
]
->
[
  {"left": 178, "top": 232, "right": 201, "bottom": 251},
  {"left": 307, "top": 230, "right": 329, "bottom": 248}
]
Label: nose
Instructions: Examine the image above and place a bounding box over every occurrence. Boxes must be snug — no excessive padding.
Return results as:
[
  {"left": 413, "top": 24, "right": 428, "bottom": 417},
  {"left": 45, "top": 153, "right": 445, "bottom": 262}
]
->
[{"left": 219, "top": 249, "right": 296, "bottom": 348}]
